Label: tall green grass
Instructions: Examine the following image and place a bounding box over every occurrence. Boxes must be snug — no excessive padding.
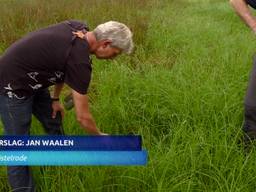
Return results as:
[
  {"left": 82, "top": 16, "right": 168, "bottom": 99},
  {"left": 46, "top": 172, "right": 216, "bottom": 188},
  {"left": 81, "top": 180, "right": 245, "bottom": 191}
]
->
[{"left": 1, "top": 0, "right": 256, "bottom": 191}]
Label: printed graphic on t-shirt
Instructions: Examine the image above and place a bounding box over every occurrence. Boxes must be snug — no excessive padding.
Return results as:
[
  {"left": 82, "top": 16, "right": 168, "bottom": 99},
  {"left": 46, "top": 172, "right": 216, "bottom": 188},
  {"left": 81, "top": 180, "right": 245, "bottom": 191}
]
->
[
  {"left": 27, "top": 72, "right": 39, "bottom": 82},
  {"left": 4, "top": 83, "right": 25, "bottom": 99},
  {"left": 4, "top": 83, "right": 12, "bottom": 91},
  {"left": 48, "top": 77, "right": 57, "bottom": 84},
  {"left": 55, "top": 71, "right": 64, "bottom": 79},
  {"left": 29, "top": 84, "right": 42, "bottom": 90}
]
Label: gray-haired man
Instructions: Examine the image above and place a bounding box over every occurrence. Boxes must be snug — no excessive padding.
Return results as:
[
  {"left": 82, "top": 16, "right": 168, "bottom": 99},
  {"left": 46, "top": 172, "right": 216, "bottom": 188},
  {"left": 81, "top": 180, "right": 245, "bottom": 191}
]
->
[
  {"left": 230, "top": 0, "right": 256, "bottom": 142},
  {"left": 0, "top": 20, "right": 133, "bottom": 192}
]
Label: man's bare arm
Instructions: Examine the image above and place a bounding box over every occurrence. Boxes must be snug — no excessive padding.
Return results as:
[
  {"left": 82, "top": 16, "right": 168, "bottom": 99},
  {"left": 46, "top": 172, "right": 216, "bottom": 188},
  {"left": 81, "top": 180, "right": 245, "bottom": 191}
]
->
[
  {"left": 52, "top": 83, "right": 64, "bottom": 98},
  {"left": 230, "top": 0, "right": 256, "bottom": 32},
  {"left": 51, "top": 83, "right": 65, "bottom": 118},
  {"left": 72, "top": 89, "right": 105, "bottom": 135}
]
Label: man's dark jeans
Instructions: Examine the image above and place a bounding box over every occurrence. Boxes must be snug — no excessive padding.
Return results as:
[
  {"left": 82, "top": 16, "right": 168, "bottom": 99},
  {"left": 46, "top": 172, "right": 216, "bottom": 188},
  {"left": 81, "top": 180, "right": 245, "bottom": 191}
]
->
[{"left": 0, "top": 89, "right": 64, "bottom": 192}]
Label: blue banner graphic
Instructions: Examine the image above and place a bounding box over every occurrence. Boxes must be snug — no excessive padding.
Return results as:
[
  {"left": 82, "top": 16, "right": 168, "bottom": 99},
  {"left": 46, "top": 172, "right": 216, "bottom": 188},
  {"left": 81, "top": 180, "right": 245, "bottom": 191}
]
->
[
  {"left": 0, "top": 150, "right": 147, "bottom": 165},
  {"left": 0, "top": 136, "right": 141, "bottom": 151}
]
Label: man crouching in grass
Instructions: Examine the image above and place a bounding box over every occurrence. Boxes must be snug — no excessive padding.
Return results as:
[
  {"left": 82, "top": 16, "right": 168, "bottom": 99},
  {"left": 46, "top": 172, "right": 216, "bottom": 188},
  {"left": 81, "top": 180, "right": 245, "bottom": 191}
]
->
[{"left": 0, "top": 20, "right": 133, "bottom": 192}]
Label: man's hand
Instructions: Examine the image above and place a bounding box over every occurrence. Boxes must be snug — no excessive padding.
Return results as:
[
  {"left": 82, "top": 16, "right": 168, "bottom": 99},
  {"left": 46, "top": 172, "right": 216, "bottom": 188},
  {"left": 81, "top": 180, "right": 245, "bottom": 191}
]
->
[
  {"left": 252, "top": 26, "right": 256, "bottom": 34},
  {"left": 52, "top": 101, "right": 65, "bottom": 119}
]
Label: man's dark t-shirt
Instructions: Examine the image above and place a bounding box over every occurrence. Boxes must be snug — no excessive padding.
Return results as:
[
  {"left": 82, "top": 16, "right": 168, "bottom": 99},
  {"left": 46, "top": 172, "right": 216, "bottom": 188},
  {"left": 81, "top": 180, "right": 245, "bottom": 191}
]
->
[
  {"left": 0, "top": 20, "right": 92, "bottom": 99},
  {"left": 247, "top": 0, "right": 256, "bottom": 9}
]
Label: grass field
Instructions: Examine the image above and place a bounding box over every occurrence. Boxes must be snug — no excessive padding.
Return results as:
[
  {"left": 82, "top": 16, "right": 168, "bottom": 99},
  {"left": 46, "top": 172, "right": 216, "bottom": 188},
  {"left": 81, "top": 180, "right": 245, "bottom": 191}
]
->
[{"left": 1, "top": 0, "right": 256, "bottom": 191}]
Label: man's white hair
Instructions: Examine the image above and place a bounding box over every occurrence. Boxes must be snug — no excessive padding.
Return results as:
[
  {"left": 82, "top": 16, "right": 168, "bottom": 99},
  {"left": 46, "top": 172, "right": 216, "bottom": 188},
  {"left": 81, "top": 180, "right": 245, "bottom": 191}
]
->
[{"left": 93, "top": 21, "right": 134, "bottom": 54}]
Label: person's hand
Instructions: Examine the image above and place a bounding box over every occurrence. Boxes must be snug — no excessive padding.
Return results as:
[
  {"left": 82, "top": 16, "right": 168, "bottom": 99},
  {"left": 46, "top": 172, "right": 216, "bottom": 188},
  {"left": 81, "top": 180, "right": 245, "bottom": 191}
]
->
[
  {"left": 52, "top": 101, "right": 65, "bottom": 119},
  {"left": 72, "top": 31, "right": 86, "bottom": 39},
  {"left": 249, "top": 20, "right": 256, "bottom": 33}
]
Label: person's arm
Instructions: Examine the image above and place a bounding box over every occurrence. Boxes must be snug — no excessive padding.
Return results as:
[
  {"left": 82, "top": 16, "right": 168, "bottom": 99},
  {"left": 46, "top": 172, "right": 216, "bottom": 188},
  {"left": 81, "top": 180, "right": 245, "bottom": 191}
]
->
[
  {"left": 72, "top": 89, "right": 106, "bottom": 135},
  {"left": 51, "top": 83, "right": 65, "bottom": 119},
  {"left": 230, "top": 0, "right": 256, "bottom": 32},
  {"left": 52, "top": 83, "right": 64, "bottom": 99}
]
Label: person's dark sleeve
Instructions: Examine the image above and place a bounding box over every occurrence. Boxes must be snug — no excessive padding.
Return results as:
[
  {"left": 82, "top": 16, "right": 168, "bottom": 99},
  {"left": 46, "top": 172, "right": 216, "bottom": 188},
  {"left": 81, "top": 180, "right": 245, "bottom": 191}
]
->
[
  {"left": 64, "top": 39, "right": 92, "bottom": 95},
  {"left": 246, "top": 0, "right": 256, "bottom": 9}
]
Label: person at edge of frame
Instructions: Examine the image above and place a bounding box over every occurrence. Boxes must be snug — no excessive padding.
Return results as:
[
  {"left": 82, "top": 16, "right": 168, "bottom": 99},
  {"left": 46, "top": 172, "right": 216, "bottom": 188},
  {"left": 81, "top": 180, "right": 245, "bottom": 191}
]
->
[
  {"left": 0, "top": 20, "right": 134, "bottom": 192},
  {"left": 230, "top": 0, "right": 256, "bottom": 143}
]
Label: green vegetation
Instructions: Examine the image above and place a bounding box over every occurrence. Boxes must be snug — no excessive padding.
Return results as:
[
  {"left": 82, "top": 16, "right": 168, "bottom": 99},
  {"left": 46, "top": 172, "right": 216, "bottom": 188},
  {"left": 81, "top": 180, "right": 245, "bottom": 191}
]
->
[{"left": 1, "top": 0, "right": 256, "bottom": 191}]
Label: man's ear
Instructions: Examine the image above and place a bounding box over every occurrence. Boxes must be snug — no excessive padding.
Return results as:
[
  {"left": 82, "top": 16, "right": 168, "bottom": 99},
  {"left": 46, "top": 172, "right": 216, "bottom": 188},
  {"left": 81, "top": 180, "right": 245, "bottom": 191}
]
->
[{"left": 101, "top": 39, "right": 112, "bottom": 48}]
